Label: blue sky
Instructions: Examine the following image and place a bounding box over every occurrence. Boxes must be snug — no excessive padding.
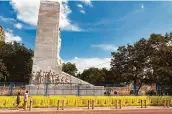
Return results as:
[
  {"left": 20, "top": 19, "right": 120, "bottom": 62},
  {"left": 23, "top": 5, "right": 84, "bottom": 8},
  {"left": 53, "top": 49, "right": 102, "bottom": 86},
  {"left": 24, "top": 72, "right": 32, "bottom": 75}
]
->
[{"left": 1, "top": 0, "right": 172, "bottom": 72}]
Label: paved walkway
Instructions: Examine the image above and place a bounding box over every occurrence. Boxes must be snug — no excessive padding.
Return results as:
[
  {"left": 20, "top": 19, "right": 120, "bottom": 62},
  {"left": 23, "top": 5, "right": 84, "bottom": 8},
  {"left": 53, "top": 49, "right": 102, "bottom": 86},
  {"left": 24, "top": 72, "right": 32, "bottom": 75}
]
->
[{"left": 0, "top": 107, "right": 171, "bottom": 114}]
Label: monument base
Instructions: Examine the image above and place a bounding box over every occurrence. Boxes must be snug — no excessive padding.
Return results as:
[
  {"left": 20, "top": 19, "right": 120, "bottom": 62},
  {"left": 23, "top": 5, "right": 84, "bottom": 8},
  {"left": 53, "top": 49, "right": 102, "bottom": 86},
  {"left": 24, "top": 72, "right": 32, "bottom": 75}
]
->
[
  {"left": 29, "top": 69, "right": 104, "bottom": 96},
  {"left": 26, "top": 83, "right": 104, "bottom": 96}
]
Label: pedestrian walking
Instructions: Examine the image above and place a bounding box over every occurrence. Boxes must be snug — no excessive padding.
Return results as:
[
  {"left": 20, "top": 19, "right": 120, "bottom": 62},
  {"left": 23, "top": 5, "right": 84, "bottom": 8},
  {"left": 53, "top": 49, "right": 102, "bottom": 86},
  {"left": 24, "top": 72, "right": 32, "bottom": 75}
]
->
[
  {"left": 16, "top": 92, "right": 20, "bottom": 110},
  {"left": 24, "top": 90, "right": 29, "bottom": 110}
]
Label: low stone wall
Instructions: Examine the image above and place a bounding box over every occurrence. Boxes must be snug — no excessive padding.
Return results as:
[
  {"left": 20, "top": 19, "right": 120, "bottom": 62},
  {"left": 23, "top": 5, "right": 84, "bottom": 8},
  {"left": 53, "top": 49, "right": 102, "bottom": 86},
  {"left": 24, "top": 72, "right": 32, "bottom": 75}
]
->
[{"left": 26, "top": 84, "right": 104, "bottom": 96}]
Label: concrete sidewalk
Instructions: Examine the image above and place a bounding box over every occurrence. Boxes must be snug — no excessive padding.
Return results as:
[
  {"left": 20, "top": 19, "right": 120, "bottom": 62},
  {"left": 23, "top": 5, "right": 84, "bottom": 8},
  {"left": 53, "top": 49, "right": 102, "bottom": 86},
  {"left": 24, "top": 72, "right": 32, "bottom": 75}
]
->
[{"left": 0, "top": 106, "right": 171, "bottom": 113}]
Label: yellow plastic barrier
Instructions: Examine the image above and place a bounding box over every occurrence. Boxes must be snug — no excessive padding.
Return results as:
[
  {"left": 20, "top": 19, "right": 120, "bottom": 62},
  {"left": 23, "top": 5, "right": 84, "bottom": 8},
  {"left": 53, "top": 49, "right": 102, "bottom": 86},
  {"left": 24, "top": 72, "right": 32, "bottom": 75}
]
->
[{"left": 0, "top": 96, "right": 171, "bottom": 108}]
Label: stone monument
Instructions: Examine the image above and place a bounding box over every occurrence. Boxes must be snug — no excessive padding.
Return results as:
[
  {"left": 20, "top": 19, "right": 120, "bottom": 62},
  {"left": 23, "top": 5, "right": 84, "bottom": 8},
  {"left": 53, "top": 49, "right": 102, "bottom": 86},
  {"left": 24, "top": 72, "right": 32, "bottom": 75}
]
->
[
  {"left": 29, "top": 0, "right": 104, "bottom": 96},
  {"left": 31, "top": 0, "right": 62, "bottom": 83}
]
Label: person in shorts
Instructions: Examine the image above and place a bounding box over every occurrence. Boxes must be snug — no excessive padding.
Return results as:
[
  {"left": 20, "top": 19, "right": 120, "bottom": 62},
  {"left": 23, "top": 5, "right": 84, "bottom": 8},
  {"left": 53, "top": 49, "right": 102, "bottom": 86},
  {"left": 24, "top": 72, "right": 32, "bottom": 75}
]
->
[{"left": 23, "top": 90, "right": 29, "bottom": 109}]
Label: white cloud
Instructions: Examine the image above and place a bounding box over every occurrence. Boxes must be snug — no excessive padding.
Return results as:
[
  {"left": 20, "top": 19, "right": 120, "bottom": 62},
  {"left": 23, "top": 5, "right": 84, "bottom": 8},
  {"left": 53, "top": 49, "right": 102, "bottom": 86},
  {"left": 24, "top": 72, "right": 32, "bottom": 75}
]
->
[
  {"left": 10, "top": 0, "right": 39, "bottom": 26},
  {"left": 0, "top": 16, "right": 24, "bottom": 30},
  {"left": 82, "top": 0, "right": 93, "bottom": 7},
  {"left": 6, "top": 28, "right": 13, "bottom": 33},
  {"left": 91, "top": 44, "right": 118, "bottom": 52},
  {"left": 62, "top": 24, "right": 83, "bottom": 32},
  {"left": 141, "top": 4, "right": 144, "bottom": 9},
  {"left": 77, "top": 4, "right": 83, "bottom": 8},
  {"left": 66, "top": 57, "right": 111, "bottom": 73},
  {"left": 10, "top": 0, "right": 82, "bottom": 32},
  {"left": 14, "top": 23, "right": 23, "bottom": 29},
  {"left": 0, "top": 16, "right": 16, "bottom": 23},
  {"left": 5, "top": 31, "right": 22, "bottom": 43},
  {"left": 80, "top": 10, "right": 86, "bottom": 14}
]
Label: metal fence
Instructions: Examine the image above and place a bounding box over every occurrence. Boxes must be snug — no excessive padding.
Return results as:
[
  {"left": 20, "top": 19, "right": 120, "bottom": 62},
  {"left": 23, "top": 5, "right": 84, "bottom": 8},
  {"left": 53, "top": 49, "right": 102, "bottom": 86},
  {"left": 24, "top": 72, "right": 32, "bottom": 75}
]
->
[
  {"left": 0, "top": 82, "right": 104, "bottom": 96},
  {"left": 0, "top": 82, "right": 26, "bottom": 96},
  {"left": 0, "top": 82, "right": 171, "bottom": 96},
  {"left": 0, "top": 82, "right": 130, "bottom": 96},
  {"left": 103, "top": 84, "right": 131, "bottom": 96}
]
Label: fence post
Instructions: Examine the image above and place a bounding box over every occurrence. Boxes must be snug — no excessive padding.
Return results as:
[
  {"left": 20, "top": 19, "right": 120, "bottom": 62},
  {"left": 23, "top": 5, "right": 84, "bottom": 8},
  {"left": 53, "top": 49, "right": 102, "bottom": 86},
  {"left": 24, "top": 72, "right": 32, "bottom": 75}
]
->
[
  {"left": 119, "top": 100, "right": 122, "bottom": 109},
  {"left": 156, "top": 84, "right": 161, "bottom": 95},
  {"left": 133, "top": 80, "right": 137, "bottom": 96},
  {"left": 141, "top": 100, "right": 143, "bottom": 108},
  {"left": 62, "top": 100, "right": 64, "bottom": 110},
  {"left": 92, "top": 100, "right": 94, "bottom": 110},
  {"left": 24, "top": 100, "right": 27, "bottom": 111},
  {"left": 45, "top": 83, "right": 49, "bottom": 96},
  {"left": 112, "top": 100, "right": 114, "bottom": 106},
  {"left": 144, "top": 100, "right": 147, "bottom": 108},
  {"left": 77, "top": 84, "right": 80, "bottom": 96},
  {"left": 29, "top": 99, "right": 33, "bottom": 111},
  {"left": 88, "top": 100, "right": 90, "bottom": 109},
  {"left": 164, "top": 99, "right": 166, "bottom": 108},
  {"left": 115, "top": 100, "right": 118, "bottom": 109},
  {"left": 10, "top": 82, "right": 14, "bottom": 96},
  {"left": 57, "top": 100, "right": 60, "bottom": 110},
  {"left": 167, "top": 100, "right": 170, "bottom": 108}
]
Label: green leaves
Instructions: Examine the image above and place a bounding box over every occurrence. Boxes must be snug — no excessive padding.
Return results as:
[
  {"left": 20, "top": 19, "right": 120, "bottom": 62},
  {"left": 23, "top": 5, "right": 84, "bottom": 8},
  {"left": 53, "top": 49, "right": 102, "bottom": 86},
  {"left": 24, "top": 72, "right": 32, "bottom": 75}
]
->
[
  {"left": 79, "top": 67, "right": 107, "bottom": 85},
  {"left": 62, "top": 62, "right": 78, "bottom": 76},
  {"left": 111, "top": 32, "right": 172, "bottom": 94},
  {"left": 0, "top": 41, "right": 33, "bottom": 82}
]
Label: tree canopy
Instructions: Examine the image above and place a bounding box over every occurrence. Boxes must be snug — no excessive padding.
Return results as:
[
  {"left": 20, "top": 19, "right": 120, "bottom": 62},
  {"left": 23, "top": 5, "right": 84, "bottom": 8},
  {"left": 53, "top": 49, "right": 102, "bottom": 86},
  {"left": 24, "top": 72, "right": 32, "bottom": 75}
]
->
[
  {"left": 62, "top": 62, "right": 77, "bottom": 76},
  {"left": 111, "top": 33, "right": 172, "bottom": 94},
  {"left": 78, "top": 67, "right": 106, "bottom": 85},
  {"left": 0, "top": 41, "right": 33, "bottom": 82}
]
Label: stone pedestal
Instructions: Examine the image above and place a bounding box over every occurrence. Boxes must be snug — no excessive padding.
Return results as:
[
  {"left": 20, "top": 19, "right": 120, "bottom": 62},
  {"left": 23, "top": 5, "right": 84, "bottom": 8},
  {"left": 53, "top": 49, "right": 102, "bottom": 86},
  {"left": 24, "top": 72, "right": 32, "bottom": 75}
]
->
[{"left": 26, "top": 84, "right": 104, "bottom": 96}]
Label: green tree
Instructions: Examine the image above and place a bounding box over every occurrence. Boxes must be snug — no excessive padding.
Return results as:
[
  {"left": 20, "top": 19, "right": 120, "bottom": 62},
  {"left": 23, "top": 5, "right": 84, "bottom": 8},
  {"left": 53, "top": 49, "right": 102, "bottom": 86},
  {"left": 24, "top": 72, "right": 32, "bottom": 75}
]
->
[
  {"left": 101, "top": 68, "right": 115, "bottom": 84},
  {"left": 0, "top": 60, "right": 9, "bottom": 81},
  {"left": 0, "top": 41, "right": 33, "bottom": 82},
  {"left": 62, "top": 62, "right": 78, "bottom": 76},
  {"left": 79, "top": 67, "right": 106, "bottom": 85},
  {"left": 111, "top": 33, "right": 172, "bottom": 95},
  {"left": 149, "top": 33, "right": 172, "bottom": 85},
  {"left": 111, "top": 39, "right": 154, "bottom": 95}
]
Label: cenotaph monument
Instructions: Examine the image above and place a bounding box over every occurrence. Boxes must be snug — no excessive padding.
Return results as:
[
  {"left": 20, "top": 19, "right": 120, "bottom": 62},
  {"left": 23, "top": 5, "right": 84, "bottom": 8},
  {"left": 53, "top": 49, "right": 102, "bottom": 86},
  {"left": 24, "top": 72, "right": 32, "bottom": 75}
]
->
[
  {"left": 28, "top": 0, "right": 104, "bottom": 96},
  {"left": 31, "top": 0, "right": 62, "bottom": 83}
]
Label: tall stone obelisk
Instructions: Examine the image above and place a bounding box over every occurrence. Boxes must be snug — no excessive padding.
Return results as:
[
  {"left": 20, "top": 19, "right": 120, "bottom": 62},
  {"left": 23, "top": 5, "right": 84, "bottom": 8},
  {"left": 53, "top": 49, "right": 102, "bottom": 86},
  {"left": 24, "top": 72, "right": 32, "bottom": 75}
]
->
[{"left": 31, "top": 1, "right": 61, "bottom": 83}]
